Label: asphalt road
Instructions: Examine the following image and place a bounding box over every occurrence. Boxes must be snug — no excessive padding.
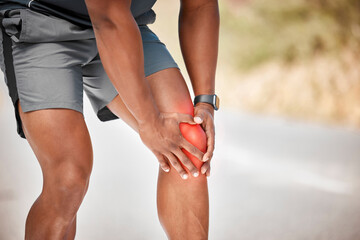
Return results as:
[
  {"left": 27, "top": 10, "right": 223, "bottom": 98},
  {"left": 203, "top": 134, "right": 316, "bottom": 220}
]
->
[{"left": 1, "top": 78, "right": 360, "bottom": 240}]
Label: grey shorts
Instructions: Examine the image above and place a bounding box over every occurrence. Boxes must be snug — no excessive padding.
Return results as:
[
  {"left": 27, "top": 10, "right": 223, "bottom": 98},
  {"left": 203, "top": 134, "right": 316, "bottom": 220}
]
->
[{"left": 0, "top": 8, "right": 179, "bottom": 138}]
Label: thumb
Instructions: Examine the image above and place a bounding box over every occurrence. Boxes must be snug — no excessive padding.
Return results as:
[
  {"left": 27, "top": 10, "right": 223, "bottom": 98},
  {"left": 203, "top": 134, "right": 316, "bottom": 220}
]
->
[
  {"left": 194, "top": 113, "right": 204, "bottom": 124},
  {"left": 176, "top": 113, "right": 197, "bottom": 125}
]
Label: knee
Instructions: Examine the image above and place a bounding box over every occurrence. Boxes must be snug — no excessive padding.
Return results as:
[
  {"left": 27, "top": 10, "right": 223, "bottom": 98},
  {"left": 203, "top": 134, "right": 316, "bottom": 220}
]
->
[
  {"left": 59, "top": 164, "right": 90, "bottom": 195},
  {"left": 46, "top": 160, "right": 92, "bottom": 205},
  {"left": 180, "top": 123, "right": 207, "bottom": 153},
  {"left": 171, "top": 100, "right": 207, "bottom": 169},
  {"left": 179, "top": 123, "right": 207, "bottom": 170},
  {"left": 175, "top": 101, "right": 207, "bottom": 152}
]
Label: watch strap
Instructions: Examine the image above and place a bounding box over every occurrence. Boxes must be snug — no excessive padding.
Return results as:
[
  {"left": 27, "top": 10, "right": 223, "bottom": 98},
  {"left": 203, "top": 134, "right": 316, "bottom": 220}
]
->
[{"left": 194, "top": 94, "right": 219, "bottom": 111}]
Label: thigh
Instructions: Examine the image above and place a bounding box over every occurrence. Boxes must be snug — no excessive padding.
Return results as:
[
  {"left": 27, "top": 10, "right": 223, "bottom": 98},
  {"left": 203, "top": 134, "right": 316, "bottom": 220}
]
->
[
  {"left": 19, "top": 105, "right": 93, "bottom": 184},
  {"left": 108, "top": 67, "right": 194, "bottom": 131},
  {"left": 146, "top": 68, "right": 193, "bottom": 115}
]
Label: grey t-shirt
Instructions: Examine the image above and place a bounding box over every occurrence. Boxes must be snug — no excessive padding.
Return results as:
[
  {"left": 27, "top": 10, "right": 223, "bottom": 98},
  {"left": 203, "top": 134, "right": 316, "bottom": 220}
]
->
[{"left": 0, "top": 0, "right": 157, "bottom": 28}]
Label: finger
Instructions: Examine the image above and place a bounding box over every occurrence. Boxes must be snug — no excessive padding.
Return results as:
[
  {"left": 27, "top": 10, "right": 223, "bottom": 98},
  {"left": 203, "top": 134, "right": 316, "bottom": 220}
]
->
[
  {"left": 174, "top": 148, "right": 199, "bottom": 178},
  {"left": 206, "top": 165, "right": 211, "bottom": 177},
  {"left": 194, "top": 112, "right": 204, "bottom": 124},
  {"left": 203, "top": 121, "right": 215, "bottom": 162},
  {"left": 201, "top": 161, "right": 210, "bottom": 175},
  {"left": 155, "top": 152, "right": 170, "bottom": 173},
  {"left": 176, "top": 113, "right": 197, "bottom": 125},
  {"left": 165, "top": 153, "right": 189, "bottom": 180},
  {"left": 181, "top": 139, "right": 205, "bottom": 161}
]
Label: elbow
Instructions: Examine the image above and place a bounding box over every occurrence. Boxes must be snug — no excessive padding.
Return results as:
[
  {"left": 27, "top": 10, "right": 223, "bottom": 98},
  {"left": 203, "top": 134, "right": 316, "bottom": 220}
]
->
[{"left": 91, "top": 16, "right": 117, "bottom": 31}]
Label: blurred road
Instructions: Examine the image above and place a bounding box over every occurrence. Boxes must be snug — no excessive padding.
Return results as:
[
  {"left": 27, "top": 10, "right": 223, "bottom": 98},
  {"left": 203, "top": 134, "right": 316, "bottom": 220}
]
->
[{"left": 1, "top": 77, "right": 360, "bottom": 240}]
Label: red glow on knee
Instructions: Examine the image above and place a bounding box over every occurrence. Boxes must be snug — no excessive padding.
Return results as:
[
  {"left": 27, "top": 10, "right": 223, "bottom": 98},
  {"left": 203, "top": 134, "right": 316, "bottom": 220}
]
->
[
  {"left": 179, "top": 123, "right": 207, "bottom": 171},
  {"left": 174, "top": 102, "right": 194, "bottom": 117}
]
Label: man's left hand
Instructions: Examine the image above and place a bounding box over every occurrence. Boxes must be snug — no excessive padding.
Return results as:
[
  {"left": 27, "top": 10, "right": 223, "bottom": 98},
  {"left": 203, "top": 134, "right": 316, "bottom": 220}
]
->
[{"left": 194, "top": 102, "right": 215, "bottom": 177}]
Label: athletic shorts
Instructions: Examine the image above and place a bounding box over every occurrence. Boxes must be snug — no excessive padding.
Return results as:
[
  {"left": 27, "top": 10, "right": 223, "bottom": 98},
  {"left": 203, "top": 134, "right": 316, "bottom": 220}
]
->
[{"left": 0, "top": 8, "right": 179, "bottom": 138}]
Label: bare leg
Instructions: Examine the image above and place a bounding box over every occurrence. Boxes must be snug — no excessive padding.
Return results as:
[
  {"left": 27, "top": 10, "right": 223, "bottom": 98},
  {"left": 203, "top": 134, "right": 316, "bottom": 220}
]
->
[
  {"left": 64, "top": 215, "right": 77, "bottom": 240},
  {"left": 19, "top": 104, "right": 93, "bottom": 240},
  {"left": 107, "top": 68, "right": 209, "bottom": 239}
]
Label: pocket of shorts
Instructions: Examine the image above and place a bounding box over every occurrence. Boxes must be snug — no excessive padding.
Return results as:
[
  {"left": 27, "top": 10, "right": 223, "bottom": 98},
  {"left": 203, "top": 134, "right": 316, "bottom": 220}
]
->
[{"left": 1, "top": 9, "right": 25, "bottom": 43}]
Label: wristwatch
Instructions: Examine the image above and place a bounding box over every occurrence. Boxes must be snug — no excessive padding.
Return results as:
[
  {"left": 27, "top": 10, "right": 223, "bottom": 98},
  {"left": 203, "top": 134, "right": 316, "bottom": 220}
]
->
[{"left": 193, "top": 94, "right": 220, "bottom": 111}]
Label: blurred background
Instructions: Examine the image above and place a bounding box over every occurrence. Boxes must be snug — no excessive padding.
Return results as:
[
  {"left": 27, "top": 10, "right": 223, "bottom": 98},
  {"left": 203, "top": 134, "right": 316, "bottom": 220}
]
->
[{"left": 1, "top": 0, "right": 360, "bottom": 239}]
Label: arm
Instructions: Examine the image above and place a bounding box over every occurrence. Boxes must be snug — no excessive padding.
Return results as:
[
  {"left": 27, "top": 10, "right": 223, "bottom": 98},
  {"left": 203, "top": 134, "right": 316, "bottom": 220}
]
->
[
  {"left": 85, "top": 0, "right": 204, "bottom": 179},
  {"left": 85, "top": 0, "right": 156, "bottom": 126},
  {"left": 179, "top": 0, "right": 220, "bottom": 176}
]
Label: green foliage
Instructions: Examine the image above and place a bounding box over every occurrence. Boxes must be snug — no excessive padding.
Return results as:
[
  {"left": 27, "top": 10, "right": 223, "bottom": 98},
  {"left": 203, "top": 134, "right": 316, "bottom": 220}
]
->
[{"left": 220, "top": 0, "right": 360, "bottom": 71}]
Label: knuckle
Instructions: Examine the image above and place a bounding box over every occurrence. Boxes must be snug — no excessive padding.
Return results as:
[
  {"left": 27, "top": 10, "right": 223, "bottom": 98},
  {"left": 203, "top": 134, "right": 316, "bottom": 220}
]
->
[
  {"left": 171, "top": 159, "right": 179, "bottom": 166},
  {"left": 179, "top": 156, "right": 189, "bottom": 164},
  {"left": 156, "top": 156, "right": 164, "bottom": 163},
  {"left": 191, "top": 146, "right": 198, "bottom": 154},
  {"left": 169, "top": 143, "right": 177, "bottom": 151}
]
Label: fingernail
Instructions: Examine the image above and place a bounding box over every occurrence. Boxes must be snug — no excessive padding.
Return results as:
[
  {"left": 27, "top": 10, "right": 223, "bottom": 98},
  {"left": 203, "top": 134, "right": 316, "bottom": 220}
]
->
[
  {"left": 194, "top": 117, "right": 202, "bottom": 123},
  {"left": 182, "top": 174, "right": 188, "bottom": 180},
  {"left": 203, "top": 157, "right": 209, "bottom": 162},
  {"left": 193, "top": 172, "right": 199, "bottom": 177},
  {"left": 163, "top": 168, "right": 170, "bottom": 172},
  {"left": 201, "top": 168, "right": 206, "bottom": 174}
]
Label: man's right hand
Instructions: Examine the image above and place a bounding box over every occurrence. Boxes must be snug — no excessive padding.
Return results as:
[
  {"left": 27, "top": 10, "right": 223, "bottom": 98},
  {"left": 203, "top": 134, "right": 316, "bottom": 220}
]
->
[{"left": 139, "top": 112, "right": 205, "bottom": 179}]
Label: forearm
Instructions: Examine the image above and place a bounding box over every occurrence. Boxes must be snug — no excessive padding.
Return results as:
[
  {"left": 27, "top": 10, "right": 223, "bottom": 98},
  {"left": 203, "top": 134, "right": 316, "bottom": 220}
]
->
[
  {"left": 179, "top": 0, "right": 219, "bottom": 96},
  {"left": 86, "top": 1, "right": 159, "bottom": 126}
]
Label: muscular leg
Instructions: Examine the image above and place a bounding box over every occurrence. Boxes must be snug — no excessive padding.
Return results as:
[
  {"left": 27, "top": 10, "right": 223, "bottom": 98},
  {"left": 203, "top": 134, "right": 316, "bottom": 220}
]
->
[
  {"left": 18, "top": 104, "right": 93, "bottom": 240},
  {"left": 64, "top": 215, "right": 77, "bottom": 240},
  {"left": 107, "top": 68, "right": 209, "bottom": 239}
]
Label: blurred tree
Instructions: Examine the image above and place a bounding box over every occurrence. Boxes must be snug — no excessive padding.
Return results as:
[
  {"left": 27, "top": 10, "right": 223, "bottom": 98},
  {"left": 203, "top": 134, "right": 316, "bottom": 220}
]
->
[{"left": 221, "top": 0, "right": 360, "bottom": 70}]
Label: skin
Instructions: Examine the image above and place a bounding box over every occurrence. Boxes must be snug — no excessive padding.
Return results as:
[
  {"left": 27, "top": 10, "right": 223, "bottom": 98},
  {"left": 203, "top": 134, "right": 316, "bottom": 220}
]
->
[
  {"left": 84, "top": 0, "right": 219, "bottom": 179},
  {"left": 86, "top": 0, "right": 219, "bottom": 238},
  {"left": 19, "top": 105, "right": 92, "bottom": 240},
  {"left": 20, "top": 0, "right": 218, "bottom": 239},
  {"left": 107, "top": 68, "right": 210, "bottom": 239},
  {"left": 179, "top": 0, "right": 219, "bottom": 175}
]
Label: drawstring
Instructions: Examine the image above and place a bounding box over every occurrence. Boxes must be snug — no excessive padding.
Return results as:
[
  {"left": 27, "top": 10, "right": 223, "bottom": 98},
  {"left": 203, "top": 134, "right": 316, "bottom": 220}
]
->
[{"left": 28, "top": 0, "right": 35, "bottom": 8}]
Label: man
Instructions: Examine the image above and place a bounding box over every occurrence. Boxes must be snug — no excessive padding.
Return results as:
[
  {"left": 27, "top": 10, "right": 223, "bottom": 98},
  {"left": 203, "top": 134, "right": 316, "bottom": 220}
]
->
[{"left": 0, "top": 0, "right": 219, "bottom": 239}]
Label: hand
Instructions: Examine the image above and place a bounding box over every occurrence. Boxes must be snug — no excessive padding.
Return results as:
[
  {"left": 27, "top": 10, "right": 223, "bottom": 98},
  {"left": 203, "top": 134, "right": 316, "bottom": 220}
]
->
[
  {"left": 194, "top": 103, "right": 215, "bottom": 177},
  {"left": 139, "top": 112, "right": 205, "bottom": 179}
]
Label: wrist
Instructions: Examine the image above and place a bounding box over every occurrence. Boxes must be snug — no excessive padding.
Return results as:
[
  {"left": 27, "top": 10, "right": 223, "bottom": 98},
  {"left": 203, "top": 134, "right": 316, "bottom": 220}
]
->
[
  {"left": 194, "top": 94, "right": 219, "bottom": 111},
  {"left": 195, "top": 102, "right": 215, "bottom": 115},
  {"left": 138, "top": 109, "right": 161, "bottom": 129}
]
